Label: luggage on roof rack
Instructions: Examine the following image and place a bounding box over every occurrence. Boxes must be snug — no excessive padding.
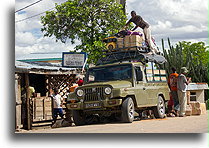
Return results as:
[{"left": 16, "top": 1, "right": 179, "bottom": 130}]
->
[{"left": 96, "top": 47, "right": 167, "bottom": 66}]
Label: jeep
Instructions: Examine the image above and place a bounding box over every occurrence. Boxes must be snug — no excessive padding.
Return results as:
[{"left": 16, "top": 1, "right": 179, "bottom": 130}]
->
[{"left": 66, "top": 62, "right": 169, "bottom": 126}]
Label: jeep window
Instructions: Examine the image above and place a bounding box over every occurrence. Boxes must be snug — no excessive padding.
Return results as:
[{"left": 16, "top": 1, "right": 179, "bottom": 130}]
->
[
  {"left": 135, "top": 67, "right": 143, "bottom": 81},
  {"left": 86, "top": 64, "right": 132, "bottom": 83}
]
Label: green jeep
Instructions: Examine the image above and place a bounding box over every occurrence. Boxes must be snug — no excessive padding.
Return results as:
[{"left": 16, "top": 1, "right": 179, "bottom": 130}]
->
[{"left": 66, "top": 61, "right": 169, "bottom": 126}]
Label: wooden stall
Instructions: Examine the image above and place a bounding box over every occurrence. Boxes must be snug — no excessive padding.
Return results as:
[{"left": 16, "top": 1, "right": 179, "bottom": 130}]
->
[{"left": 15, "top": 64, "right": 83, "bottom": 130}]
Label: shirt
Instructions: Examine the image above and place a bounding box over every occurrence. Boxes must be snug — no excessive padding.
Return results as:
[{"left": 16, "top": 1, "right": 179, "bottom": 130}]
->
[
  {"left": 168, "top": 73, "right": 179, "bottom": 91},
  {"left": 177, "top": 74, "right": 188, "bottom": 92},
  {"left": 127, "top": 15, "right": 149, "bottom": 29},
  {"left": 52, "top": 94, "right": 63, "bottom": 108},
  {"left": 29, "top": 86, "right": 35, "bottom": 97},
  {"left": 77, "top": 79, "right": 83, "bottom": 86}
]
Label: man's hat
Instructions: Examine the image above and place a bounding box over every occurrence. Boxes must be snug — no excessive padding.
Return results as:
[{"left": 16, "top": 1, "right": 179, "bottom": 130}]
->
[{"left": 181, "top": 67, "right": 188, "bottom": 73}]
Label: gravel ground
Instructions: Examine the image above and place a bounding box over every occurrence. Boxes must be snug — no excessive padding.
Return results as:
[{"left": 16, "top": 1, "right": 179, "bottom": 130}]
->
[{"left": 17, "top": 111, "right": 208, "bottom": 133}]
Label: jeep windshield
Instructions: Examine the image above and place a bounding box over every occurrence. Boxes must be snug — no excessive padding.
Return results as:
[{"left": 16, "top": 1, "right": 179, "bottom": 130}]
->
[{"left": 86, "top": 64, "right": 132, "bottom": 83}]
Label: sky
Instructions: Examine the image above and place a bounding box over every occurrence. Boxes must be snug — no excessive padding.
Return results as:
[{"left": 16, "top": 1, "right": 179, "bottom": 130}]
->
[{"left": 15, "top": 0, "right": 208, "bottom": 59}]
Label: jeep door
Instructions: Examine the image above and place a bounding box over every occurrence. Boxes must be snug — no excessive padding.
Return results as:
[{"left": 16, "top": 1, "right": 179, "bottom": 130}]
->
[{"left": 133, "top": 66, "right": 149, "bottom": 107}]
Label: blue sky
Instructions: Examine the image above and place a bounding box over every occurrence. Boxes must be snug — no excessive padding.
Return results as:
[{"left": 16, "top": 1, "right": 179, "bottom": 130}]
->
[{"left": 15, "top": 0, "right": 208, "bottom": 59}]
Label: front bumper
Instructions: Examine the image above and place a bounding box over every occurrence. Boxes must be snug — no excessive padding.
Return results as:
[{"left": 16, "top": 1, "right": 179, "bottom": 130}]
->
[{"left": 66, "top": 99, "right": 122, "bottom": 110}]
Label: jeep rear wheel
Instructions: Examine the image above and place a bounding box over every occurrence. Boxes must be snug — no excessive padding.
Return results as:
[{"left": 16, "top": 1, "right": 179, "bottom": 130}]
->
[
  {"left": 72, "top": 110, "right": 86, "bottom": 126},
  {"left": 121, "top": 97, "right": 134, "bottom": 123},
  {"left": 153, "top": 96, "right": 165, "bottom": 118}
]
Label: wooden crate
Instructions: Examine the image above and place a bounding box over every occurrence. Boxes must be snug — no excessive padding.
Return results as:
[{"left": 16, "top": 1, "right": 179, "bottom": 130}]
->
[
  {"left": 146, "top": 69, "right": 167, "bottom": 82},
  {"left": 146, "top": 69, "right": 166, "bottom": 75},
  {"left": 32, "top": 97, "right": 52, "bottom": 121},
  {"left": 190, "top": 101, "right": 201, "bottom": 115},
  {"left": 117, "top": 38, "right": 124, "bottom": 48},
  {"left": 124, "top": 35, "right": 143, "bottom": 47},
  {"left": 200, "top": 103, "right": 206, "bottom": 114}
]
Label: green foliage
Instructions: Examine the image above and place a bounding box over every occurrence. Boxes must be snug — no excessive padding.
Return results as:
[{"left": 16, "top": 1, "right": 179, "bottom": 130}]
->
[
  {"left": 162, "top": 38, "right": 208, "bottom": 83},
  {"left": 181, "top": 41, "right": 208, "bottom": 67},
  {"left": 41, "top": 0, "right": 127, "bottom": 64}
]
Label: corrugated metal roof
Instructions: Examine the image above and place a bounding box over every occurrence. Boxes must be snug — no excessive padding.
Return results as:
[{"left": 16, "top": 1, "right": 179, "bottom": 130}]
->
[
  {"left": 15, "top": 53, "right": 83, "bottom": 74},
  {"left": 187, "top": 83, "right": 209, "bottom": 90},
  {"left": 15, "top": 60, "right": 78, "bottom": 71},
  {"left": 16, "top": 53, "right": 62, "bottom": 61}
]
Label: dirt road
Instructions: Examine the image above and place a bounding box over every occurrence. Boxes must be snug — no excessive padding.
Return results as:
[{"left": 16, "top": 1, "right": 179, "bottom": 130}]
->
[{"left": 18, "top": 111, "right": 208, "bottom": 133}]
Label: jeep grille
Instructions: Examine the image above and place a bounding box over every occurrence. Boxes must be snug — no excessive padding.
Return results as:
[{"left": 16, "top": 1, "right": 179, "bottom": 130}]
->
[{"left": 84, "top": 87, "right": 105, "bottom": 102}]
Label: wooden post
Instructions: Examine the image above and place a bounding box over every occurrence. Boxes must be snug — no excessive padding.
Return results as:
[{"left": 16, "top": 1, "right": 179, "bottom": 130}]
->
[
  {"left": 151, "top": 62, "right": 155, "bottom": 81},
  {"left": 15, "top": 74, "right": 22, "bottom": 131},
  {"left": 159, "top": 68, "right": 162, "bottom": 81},
  {"left": 25, "top": 73, "right": 32, "bottom": 130}
]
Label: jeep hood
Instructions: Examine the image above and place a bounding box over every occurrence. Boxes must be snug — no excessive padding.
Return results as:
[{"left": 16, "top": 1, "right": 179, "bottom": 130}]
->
[{"left": 81, "top": 80, "right": 132, "bottom": 89}]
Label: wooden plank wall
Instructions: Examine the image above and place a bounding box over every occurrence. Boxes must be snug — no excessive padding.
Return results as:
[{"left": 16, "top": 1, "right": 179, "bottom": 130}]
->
[{"left": 31, "top": 74, "right": 77, "bottom": 123}]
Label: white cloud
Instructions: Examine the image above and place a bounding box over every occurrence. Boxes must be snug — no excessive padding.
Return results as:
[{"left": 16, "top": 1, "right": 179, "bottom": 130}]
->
[
  {"left": 126, "top": 0, "right": 208, "bottom": 47},
  {"left": 16, "top": 36, "right": 76, "bottom": 57},
  {"left": 15, "top": 31, "right": 37, "bottom": 46},
  {"left": 15, "top": 0, "right": 208, "bottom": 59},
  {"left": 152, "top": 21, "right": 172, "bottom": 32},
  {"left": 157, "top": 0, "right": 208, "bottom": 24},
  {"left": 15, "top": 0, "right": 67, "bottom": 32}
]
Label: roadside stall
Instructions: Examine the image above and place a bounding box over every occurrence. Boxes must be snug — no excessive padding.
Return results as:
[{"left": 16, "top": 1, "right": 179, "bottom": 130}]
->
[{"left": 15, "top": 53, "right": 85, "bottom": 130}]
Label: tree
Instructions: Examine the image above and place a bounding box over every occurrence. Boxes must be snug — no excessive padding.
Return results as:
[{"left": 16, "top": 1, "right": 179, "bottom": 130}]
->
[
  {"left": 162, "top": 38, "right": 208, "bottom": 83},
  {"left": 181, "top": 41, "right": 208, "bottom": 67},
  {"left": 41, "top": 0, "right": 127, "bottom": 64}
]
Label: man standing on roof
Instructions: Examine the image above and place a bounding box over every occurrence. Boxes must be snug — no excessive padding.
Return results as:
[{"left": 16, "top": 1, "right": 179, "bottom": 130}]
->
[{"left": 123, "top": 11, "right": 159, "bottom": 54}]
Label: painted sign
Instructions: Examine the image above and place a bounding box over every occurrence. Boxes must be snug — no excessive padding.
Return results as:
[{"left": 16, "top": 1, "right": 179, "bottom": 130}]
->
[{"left": 62, "top": 52, "right": 87, "bottom": 68}]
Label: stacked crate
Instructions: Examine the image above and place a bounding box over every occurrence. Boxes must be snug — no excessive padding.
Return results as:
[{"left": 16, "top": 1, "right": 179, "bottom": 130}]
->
[
  {"left": 189, "top": 101, "right": 207, "bottom": 115},
  {"left": 117, "top": 38, "right": 124, "bottom": 48},
  {"left": 116, "top": 35, "right": 145, "bottom": 49},
  {"left": 124, "top": 35, "right": 145, "bottom": 47}
]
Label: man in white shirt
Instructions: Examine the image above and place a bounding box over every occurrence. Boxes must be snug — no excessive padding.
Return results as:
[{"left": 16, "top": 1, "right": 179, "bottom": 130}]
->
[
  {"left": 177, "top": 67, "right": 191, "bottom": 117},
  {"left": 51, "top": 88, "right": 64, "bottom": 124}
]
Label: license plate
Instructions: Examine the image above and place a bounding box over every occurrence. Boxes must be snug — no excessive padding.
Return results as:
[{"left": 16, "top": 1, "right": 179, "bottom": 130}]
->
[{"left": 85, "top": 102, "right": 101, "bottom": 108}]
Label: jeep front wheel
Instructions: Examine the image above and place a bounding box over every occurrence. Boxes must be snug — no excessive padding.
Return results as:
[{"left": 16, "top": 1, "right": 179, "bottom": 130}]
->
[
  {"left": 121, "top": 97, "right": 134, "bottom": 123},
  {"left": 153, "top": 96, "right": 165, "bottom": 118},
  {"left": 72, "top": 110, "right": 86, "bottom": 126}
]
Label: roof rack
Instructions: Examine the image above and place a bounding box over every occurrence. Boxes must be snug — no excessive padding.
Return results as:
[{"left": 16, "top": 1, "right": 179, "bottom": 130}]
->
[{"left": 96, "top": 46, "right": 167, "bottom": 65}]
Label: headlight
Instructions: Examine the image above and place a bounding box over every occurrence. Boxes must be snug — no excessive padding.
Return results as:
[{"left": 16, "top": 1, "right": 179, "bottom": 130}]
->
[
  {"left": 77, "top": 89, "right": 84, "bottom": 97},
  {"left": 104, "top": 87, "right": 112, "bottom": 95}
]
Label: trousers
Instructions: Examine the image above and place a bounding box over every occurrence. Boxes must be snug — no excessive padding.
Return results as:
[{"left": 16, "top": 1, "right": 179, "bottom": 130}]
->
[
  {"left": 171, "top": 90, "right": 179, "bottom": 109},
  {"left": 143, "top": 27, "right": 159, "bottom": 54},
  {"left": 177, "top": 90, "right": 187, "bottom": 116}
]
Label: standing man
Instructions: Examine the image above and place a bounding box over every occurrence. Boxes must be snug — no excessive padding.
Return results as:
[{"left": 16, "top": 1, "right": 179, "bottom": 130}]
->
[
  {"left": 123, "top": 11, "right": 159, "bottom": 54},
  {"left": 51, "top": 88, "right": 64, "bottom": 125},
  {"left": 177, "top": 67, "right": 191, "bottom": 117},
  {"left": 168, "top": 67, "right": 179, "bottom": 114}
]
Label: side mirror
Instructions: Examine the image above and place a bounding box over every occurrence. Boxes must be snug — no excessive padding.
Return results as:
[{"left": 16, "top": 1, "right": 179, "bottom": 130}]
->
[{"left": 136, "top": 70, "right": 143, "bottom": 81}]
